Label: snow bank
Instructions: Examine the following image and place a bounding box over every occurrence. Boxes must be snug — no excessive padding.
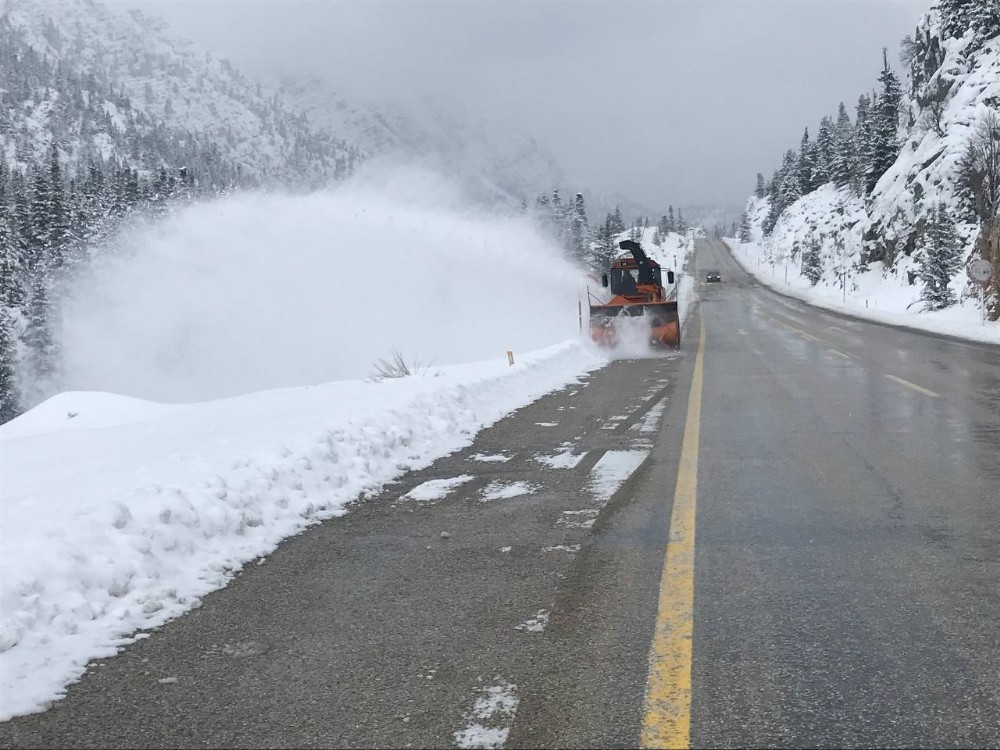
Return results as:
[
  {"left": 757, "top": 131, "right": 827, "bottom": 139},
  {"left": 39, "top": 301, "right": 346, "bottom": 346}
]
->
[
  {"left": 0, "top": 340, "right": 605, "bottom": 721},
  {"left": 724, "top": 237, "right": 1000, "bottom": 344}
]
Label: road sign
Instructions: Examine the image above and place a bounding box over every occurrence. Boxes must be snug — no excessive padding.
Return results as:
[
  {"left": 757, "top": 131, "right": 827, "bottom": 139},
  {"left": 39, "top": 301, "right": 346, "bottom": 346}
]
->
[{"left": 968, "top": 259, "right": 994, "bottom": 285}]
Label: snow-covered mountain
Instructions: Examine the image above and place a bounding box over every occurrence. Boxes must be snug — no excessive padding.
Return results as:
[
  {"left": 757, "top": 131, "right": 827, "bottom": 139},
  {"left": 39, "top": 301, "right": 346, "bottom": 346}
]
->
[
  {"left": 276, "top": 75, "right": 565, "bottom": 207},
  {"left": 1, "top": 0, "right": 361, "bottom": 185},
  {"left": 742, "top": 4, "right": 1000, "bottom": 322}
]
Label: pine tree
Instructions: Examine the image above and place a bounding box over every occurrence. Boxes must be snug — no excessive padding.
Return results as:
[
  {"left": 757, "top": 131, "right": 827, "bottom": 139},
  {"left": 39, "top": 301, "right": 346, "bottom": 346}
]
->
[
  {"left": 657, "top": 213, "right": 670, "bottom": 237},
  {"left": 0, "top": 306, "right": 19, "bottom": 424},
  {"left": 814, "top": 117, "right": 834, "bottom": 188},
  {"left": 738, "top": 212, "right": 752, "bottom": 243},
  {"left": 919, "top": 204, "right": 963, "bottom": 310},
  {"left": 45, "top": 142, "right": 69, "bottom": 269},
  {"left": 798, "top": 128, "right": 815, "bottom": 194},
  {"left": 569, "top": 193, "right": 590, "bottom": 265},
  {"left": 867, "top": 50, "right": 903, "bottom": 194},
  {"left": 0, "top": 209, "right": 26, "bottom": 310},
  {"left": 779, "top": 149, "right": 802, "bottom": 208},
  {"left": 590, "top": 216, "right": 618, "bottom": 272},
  {"left": 609, "top": 206, "right": 626, "bottom": 234},
  {"left": 676, "top": 208, "right": 686, "bottom": 233},
  {"left": 832, "top": 101, "right": 855, "bottom": 188},
  {"left": 754, "top": 173, "right": 767, "bottom": 199},
  {"left": 853, "top": 94, "right": 874, "bottom": 195},
  {"left": 802, "top": 239, "right": 823, "bottom": 285},
  {"left": 23, "top": 269, "right": 57, "bottom": 387},
  {"left": 667, "top": 206, "right": 675, "bottom": 232}
]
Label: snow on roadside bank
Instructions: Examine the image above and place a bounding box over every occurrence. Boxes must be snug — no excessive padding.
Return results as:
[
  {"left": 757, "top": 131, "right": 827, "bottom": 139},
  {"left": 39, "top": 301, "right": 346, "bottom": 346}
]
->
[
  {"left": 723, "top": 238, "right": 999, "bottom": 346},
  {"left": 0, "top": 341, "right": 604, "bottom": 721}
]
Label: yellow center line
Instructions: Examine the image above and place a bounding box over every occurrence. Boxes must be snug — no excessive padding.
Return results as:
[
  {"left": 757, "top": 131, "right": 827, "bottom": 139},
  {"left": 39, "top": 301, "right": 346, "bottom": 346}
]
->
[
  {"left": 798, "top": 331, "right": 820, "bottom": 342},
  {"left": 828, "top": 348, "right": 854, "bottom": 360},
  {"left": 884, "top": 373, "right": 941, "bottom": 398},
  {"left": 641, "top": 317, "right": 705, "bottom": 749}
]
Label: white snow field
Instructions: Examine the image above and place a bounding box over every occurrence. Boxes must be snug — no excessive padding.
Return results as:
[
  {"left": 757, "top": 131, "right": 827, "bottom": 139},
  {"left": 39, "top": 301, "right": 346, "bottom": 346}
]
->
[{"left": 0, "top": 168, "right": 626, "bottom": 721}]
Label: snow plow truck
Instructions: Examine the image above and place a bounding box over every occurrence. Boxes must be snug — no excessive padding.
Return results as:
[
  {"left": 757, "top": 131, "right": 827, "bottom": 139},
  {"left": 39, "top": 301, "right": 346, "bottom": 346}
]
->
[{"left": 589, "top": 239, "right": 680, "bottom": 349}]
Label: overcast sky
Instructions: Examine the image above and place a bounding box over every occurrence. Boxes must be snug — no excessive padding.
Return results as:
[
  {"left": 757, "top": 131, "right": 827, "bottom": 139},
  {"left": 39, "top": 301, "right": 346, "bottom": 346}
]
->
[{"left": 106, "top": 0, "right": 933, "bottom": 209}]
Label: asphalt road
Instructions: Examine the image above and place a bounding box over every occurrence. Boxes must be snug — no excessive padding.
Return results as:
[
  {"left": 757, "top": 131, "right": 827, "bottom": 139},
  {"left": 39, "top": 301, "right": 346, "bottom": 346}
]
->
[{"left": 2, "top": 238, "right": 999, "bottom": 748}]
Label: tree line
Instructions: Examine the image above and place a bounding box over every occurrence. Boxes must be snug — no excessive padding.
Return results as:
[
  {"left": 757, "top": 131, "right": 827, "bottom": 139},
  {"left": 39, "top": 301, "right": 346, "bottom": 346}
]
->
[{"left": 527, "top": 190, "right": 687, "bottom": 273}]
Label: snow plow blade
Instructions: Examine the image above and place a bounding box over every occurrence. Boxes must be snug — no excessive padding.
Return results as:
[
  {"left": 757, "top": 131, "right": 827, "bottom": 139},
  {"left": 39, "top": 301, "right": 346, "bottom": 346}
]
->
[{"left": 589, "top": 301, "right": 680, "bottom": 349}]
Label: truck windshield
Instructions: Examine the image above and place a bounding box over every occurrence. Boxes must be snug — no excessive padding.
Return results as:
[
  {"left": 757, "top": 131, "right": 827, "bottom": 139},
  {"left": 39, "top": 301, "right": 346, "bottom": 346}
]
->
[
  {"left": 612, "top": 267, "right": 661, "bottom": 294},
  {"left": 611, "top": 269, "right": 638, "bottom": 295}
]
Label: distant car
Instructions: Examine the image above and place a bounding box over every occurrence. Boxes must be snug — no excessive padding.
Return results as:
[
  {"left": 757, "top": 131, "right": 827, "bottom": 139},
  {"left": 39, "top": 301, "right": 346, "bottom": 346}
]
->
[{"left": 705, "top": 270, "right": 722, "bottom": 282}]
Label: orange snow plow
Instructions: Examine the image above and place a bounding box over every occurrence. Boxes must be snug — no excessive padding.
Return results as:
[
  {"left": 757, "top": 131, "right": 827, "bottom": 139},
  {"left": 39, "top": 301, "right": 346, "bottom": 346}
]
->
[{"left": 589, "top": 240, "right": 680, "bottom": 349}]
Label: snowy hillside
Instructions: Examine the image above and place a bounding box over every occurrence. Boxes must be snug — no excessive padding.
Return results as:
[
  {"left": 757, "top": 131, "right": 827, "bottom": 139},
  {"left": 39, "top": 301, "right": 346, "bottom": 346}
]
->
[
  {"left": 2, "top": 0, "right": 361, "bottom": 184},
  {"left": 740, "top": 3, "right": 1000, "bottom": 332}
]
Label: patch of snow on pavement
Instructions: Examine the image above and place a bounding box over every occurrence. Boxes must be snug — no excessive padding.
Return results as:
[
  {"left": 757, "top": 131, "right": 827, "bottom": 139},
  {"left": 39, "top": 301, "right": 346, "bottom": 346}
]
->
[
  {"left": 480, "top": 481, "right": 538, "bottom": 502},
  {"left": 630, "top": 398, "right": 667, "bottom": 434},
  {"left": 469, "top": 453, "right": 512, "bottom": 463},
  {"left": 589, "top": 450, "right": 650, "bottom": 505},
  {"left": 534, "top": 422, "right": 558, "bottom": 427},
  {"left": 402, "top": 475, "right": 474, "bottom": 502},
  {"left": 453, "top": 680, "right": 519, "bottom": 750},
  {"left": 557, "top": 508, "right": 599, "bottom": 529},
  {"left": 516, "top": 609, "right": 550, "bottom": 633},
  {"left": 534, "top": 445, "right": 586, "bottom": 469}
]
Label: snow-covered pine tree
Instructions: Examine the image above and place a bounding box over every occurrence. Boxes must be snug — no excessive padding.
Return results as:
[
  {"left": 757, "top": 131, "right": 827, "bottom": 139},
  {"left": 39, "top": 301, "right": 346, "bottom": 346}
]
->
[
  {"left": 919, "top": 204, "right": 963, "bottom": 310},
  {"left": 803, "top": 239, "right": 823, "bottom": 285},
  {"left": 667, "top": 206, "right": 675, "bottom": 233},
  {"left": 798, "top": 128, "right": 815, "bottom": 194},
  {"left": 0, "top": 306, "right": 18, "bottom": 424},
  {"left": 45, "top": 143, "right": 69, "bottom": 270},
  {"left": 0, "top": 208, "right": 26, "bottom": 311},
  {"left": 609, "top": 206, "right": 626, "bottom": 234},
  {"left": 590, "top": 216, "right": 618, "bottom": 272},
  {"left": 569, "top": 193, "right": 590, "bottom": 265},
  {"left": 832, "top": 101, "right": 855, "bottom": 188},
  {"left": 738, "top": 212, "right": 752, "bottom": 242},
  {"left": 26, "top": 165, "right": 49, "bottom": 272},
  {"left": 814, "top": 116, "right": 834, "bottom": 188},
  {"left": 867, "top": 50, "right": 903, "bottom": 194},
  {"left": 676, "top": 208, "right": 686, "bottom": 233},
  {"left": 755, "top": 173, "right": 767, "bottom": 199},
  {"left": 779, "top": 149, "right": 802, "bottom": 206},
  {"left": 853, "top": 94, "right": 874, "bottom": 195},
  {"left": 23, "top": 268, "right": 57, "bottom": 389}
]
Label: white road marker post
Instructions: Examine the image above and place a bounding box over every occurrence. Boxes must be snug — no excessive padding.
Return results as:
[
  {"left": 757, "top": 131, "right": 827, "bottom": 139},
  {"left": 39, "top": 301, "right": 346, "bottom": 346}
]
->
[{"left": 507, "top": 350, "right": 515, "bottom": 366}]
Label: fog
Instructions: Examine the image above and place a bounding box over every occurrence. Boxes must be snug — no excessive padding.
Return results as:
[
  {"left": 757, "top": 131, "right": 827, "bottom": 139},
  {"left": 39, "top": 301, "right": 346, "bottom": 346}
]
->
[
  {"left": 107, "top": 0, "right": 932, "bottom": 207},
  {"left": 56, "top": 167, "right": 583, "bottom": 402}
]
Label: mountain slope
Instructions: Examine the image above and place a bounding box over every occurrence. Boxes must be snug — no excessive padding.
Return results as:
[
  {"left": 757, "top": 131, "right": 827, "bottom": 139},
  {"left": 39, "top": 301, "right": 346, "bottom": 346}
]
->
[
  {"left": 742, "top": 5, "right": 1000, "bottom": 322},
  {"left": 2, "top": 0, "right": 362, "bottom": 185}
]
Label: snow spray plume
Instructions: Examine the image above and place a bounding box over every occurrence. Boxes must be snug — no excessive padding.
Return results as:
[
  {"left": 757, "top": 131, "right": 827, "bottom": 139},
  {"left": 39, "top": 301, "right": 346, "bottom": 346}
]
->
[{"left": 53, "top": 167, "right": 583, "bottom": 402}]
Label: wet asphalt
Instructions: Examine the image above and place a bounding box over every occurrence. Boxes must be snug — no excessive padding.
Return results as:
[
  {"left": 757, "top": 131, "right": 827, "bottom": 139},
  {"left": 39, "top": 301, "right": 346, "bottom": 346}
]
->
[
  {"left": 2, "top": 238, "right": 1000, "bottom": 748},
  {"left": 692, "top": 238, "right": 1000, "bottom": 748}
]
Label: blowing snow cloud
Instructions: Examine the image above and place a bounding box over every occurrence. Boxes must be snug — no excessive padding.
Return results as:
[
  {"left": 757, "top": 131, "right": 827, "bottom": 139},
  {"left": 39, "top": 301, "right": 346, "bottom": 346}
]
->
[{"left": 55, "top": 169, "right": 584, "bottom": 402}]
